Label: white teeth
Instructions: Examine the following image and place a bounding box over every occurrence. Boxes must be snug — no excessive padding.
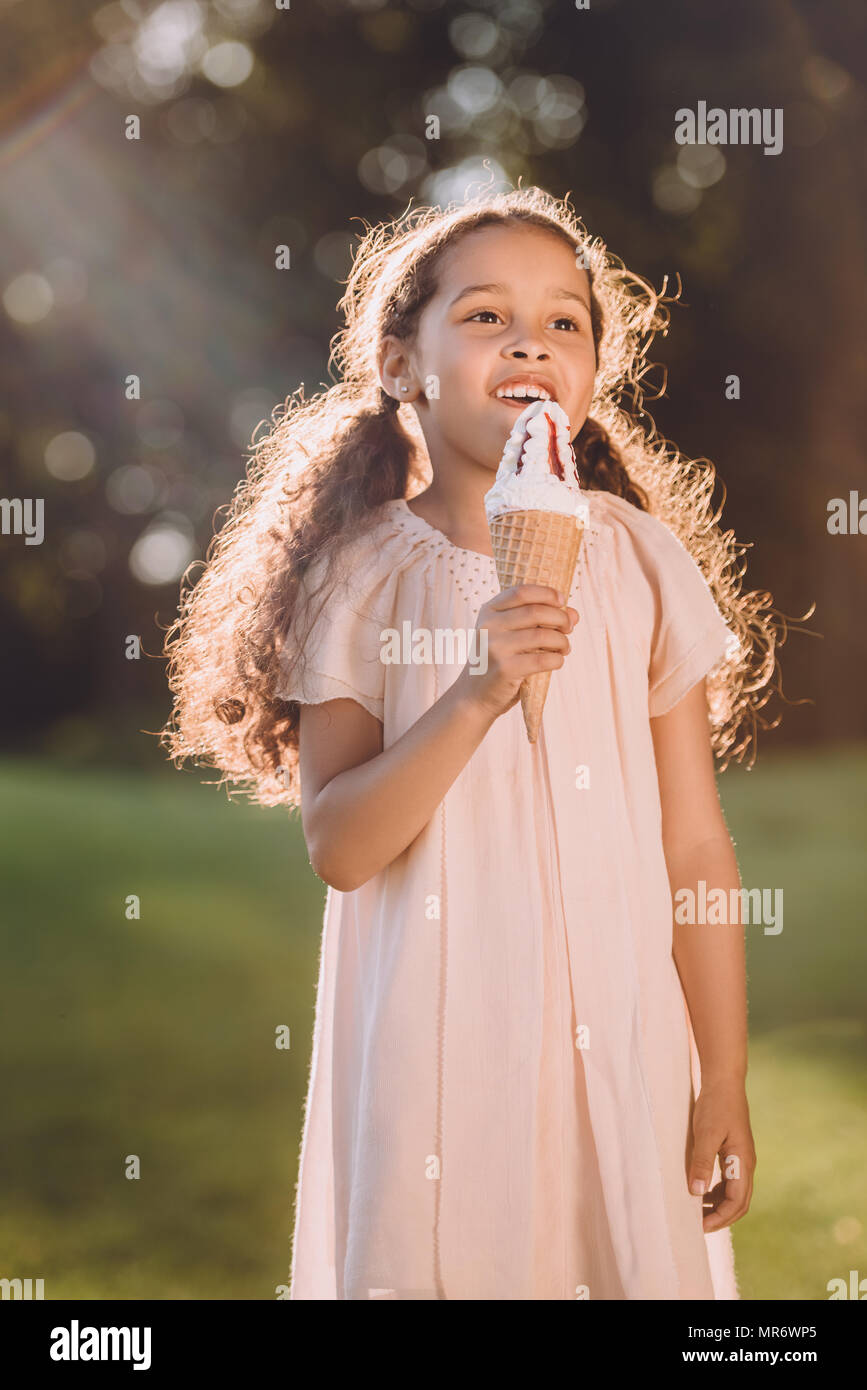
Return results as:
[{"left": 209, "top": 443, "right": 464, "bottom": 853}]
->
[{"left": 496, "top": 384, "right": 552, "bottom": 401}]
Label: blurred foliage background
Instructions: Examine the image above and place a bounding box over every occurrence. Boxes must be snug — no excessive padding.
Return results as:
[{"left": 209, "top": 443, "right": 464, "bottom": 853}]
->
[{"left": 0, "top": 0, "right": 864, "bottom": 1300}]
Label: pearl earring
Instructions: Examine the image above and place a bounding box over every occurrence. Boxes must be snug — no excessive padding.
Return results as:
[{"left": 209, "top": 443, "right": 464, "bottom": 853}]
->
[{"left": 400, "top": 385, "right": 408, "bottom": 392}]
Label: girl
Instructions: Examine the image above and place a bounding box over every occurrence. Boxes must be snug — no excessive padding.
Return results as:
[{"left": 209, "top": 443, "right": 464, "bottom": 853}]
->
[{"left": 162, "top": 186, "right": 782, "bottom": 1300}]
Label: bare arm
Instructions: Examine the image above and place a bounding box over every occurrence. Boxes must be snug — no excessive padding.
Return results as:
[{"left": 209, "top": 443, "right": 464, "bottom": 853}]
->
[
  {"left": 300, "top": 680, "right": 493, "bottom": 891},
  {"left": 651, "top": 678, "right": 747, "bottom": 1085},
  {"left": 299, "top": 584, "right": 577, "bottom": 891},
  {"left": 651, "top": 679, "right": 756, "bottom": 1228}
]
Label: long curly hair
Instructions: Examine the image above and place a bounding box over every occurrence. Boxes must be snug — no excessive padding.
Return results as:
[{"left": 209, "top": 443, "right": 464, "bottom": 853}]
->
[{"left": 160, "top": 185, "right": 788, "bottom": 808}]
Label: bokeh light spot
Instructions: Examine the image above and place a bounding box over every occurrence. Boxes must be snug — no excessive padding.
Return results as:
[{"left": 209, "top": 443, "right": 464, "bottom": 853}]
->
[
  {"left": 106, "top": 464, "right": 162, "bottom": 515},
  {"left": 449, "top": 13, "right": 500, "bottom": 60},
  {"left": 4, "top": 272, "right": 54, "bottom": 324},
  {"left": 201, "top": 40, "right": 254, "bottom": 88},
  {"left": 129, "top": 515, "right": 196, "bottom": 585},
  {"left": 652, "top": 166, "right": 702, "bottom": 215},
  {"left": 677, "top": 145, "right": 726, "bottom": 189},
  {"left": 45, "top": 432, "right": 96, "bottom": 482}
]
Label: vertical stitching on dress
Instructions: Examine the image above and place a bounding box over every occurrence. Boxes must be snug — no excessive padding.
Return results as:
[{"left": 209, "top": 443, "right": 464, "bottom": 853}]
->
[
  {"left": 538, "top": 720, "right": 571, "bottom": 1295},
  {"left": 585, "top": 529, "right": 680, "bottom": 1296},
  {"left": 432, "top": 651, "right": 448, "bottom": 1299}
]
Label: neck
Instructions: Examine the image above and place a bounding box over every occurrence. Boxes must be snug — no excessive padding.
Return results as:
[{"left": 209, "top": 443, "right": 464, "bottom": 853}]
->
[{"left": 411, "top": 451, "right": 495, "bottom": 551}]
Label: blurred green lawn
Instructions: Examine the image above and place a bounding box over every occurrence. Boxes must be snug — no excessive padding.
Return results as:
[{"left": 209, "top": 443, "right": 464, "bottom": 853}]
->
[{"left": 0, "top": 744, "right": 864, "bottom": 1300}]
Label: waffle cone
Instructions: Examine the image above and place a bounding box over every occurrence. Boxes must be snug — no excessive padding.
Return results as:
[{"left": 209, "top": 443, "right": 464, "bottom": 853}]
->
[{"left": 488, "top": 508, "right": 584, "bottom": 743}]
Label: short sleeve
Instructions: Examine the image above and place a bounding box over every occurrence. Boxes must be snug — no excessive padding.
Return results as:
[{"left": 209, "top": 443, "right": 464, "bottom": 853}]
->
[
  {"left": 273, "top": 547, "right": 388, "bottom": 723},
  {"left": 644, "top": 517, "right": 738, "bottom": 719}
]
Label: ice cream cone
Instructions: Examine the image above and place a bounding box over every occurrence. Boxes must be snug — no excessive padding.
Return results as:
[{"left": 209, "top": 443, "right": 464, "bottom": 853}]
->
[{"left": 489, "top": 508, "right": 584, "bottom": 743}]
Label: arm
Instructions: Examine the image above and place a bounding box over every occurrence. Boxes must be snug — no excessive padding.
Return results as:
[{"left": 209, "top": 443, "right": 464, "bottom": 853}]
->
[
  {"left": 651, "top": 679, "right": 756, "bottom": 1230},
  {"left": 299, "top": 678, "right": 495, "bottom": 892},
  {"left": 651, "top": 679, "right": 747, "bottom": 1084},
  {"left": 299, "top": 585, "right": 577, "bottom": 892}
]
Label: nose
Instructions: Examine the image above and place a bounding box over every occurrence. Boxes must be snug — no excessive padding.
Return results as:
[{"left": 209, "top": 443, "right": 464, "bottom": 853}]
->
[{"left": 504, "top": 330, "right": 550, "bottom": 362}]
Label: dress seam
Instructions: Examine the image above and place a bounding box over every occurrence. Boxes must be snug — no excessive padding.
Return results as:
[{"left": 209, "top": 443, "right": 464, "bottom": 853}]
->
[
  {"left": 538, "top": 720, "right": 572, "bottom": 1296},
  {"left": 590, "top": 566, "right": 682, "bottom": 1297},
  {"left": 432, "top": 659, "right": 448, "bottom": 1299}
]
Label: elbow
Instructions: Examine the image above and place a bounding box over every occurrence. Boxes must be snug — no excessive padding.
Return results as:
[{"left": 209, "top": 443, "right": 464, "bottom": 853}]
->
[
  {"left": 308, "top": 837, "right": 367, "bottom": 894},
  {"left": 305, "top": 796, "right": 378, "bottom": 893},
  {"left": 313, "top": 860, "right": 363, "bottom": 894}
]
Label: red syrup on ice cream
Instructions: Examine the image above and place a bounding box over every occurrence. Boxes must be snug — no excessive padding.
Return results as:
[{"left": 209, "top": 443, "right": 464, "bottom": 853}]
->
[
  {"left": 547, "top": 411, "right": 565, "bottom": 481},
  {"left": 515, "top": 408, "right": 579, "bottom": 483}
]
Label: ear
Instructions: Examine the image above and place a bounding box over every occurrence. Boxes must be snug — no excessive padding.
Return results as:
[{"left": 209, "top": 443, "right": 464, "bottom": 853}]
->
[{"left": 379, "top": 334, "right": 415, "bottom": 400}]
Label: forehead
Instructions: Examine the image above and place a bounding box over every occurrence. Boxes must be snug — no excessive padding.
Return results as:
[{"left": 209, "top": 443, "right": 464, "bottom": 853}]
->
[{"left": 435, "top": 222, "right": 589, "bottom": 298}]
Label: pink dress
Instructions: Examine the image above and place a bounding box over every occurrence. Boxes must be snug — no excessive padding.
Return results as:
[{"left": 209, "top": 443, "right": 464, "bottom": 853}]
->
[{"left": 277, "top": 490, "right": 741, "bottom": 1300}]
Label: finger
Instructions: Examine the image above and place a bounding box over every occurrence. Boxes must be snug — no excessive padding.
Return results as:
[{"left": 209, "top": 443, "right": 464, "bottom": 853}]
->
[
  {"left": 510, "top": 649, "right": 567, "bottom": 678},
  {"left": 699, "top": 1147, "right": 753, "bottom": 1231},
  {"left": 498, "top": 603, "right": 572, "bottom": 632},
  {"left": 490, "top": 584, "right": 565, "bottom": 610},
  {"left": 503, "top": 626, "right": 571, "bottom": 657},
  {"left": 702, "top": 1173, "right": 752, "bottom": 1232},
  {"left": 688, "top": 1139, "right": 720, "bottom": 1199}
]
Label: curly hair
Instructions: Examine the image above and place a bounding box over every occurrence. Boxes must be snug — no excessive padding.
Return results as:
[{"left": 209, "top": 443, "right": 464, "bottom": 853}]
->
[{"left": 160, "top": 184, "right": 788, "bottom": 808}]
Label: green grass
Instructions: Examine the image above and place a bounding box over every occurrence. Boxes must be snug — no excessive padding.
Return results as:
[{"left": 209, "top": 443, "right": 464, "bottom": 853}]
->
[
  {"left": 714, "top": 744, "right": 867, "bottom": 1298},
  {"left": 718, "top": 745, "right": 867, "bottom": 1036},
  {"left": 0, "top": 756, "right": 325, "bottom": 1299},
  {"left": 0, "top": 744, "right": 864, "bottom": 1299},
  {"left": 735, "top": 1021, "right": 867, "bottom": 1300}
]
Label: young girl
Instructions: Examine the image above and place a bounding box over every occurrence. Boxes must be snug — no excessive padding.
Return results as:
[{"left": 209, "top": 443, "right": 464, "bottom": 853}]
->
[{"left": 163, "top": 186, "right": 782, "bottom": 1301}]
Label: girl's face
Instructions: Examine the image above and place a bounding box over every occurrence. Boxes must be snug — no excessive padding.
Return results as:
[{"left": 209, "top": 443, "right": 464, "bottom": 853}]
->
[{"left": 394, "top": 223, "right": 597, "bottom": 475}]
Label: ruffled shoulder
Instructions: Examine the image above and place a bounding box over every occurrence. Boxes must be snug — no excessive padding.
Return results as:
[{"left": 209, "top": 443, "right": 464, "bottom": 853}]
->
[
  {"left": 590, "top": 491, "right": 739, "bottom": 718},
  {"left": 272, "top": 500, "right": 426, "bottom": 721}
]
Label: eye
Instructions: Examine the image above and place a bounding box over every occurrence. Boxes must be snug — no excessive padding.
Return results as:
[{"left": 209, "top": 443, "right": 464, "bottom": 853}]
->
[{"left": 466, "top": 309, "right": 580, "bottom": 331}]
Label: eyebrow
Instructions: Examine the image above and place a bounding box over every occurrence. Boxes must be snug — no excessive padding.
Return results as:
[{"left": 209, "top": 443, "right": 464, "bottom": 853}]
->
[{"left": 449, "top": 281, "right": 591, "bottom": 312}]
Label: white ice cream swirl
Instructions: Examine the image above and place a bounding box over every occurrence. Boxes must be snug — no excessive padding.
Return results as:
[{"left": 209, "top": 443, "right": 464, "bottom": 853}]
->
[{"left": 484, "top": 399, "right": 588, "bottom": 522}]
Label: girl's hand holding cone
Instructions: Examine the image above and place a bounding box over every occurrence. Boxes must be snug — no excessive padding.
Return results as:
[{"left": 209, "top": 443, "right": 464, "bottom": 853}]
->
[{"left": 454, "top": 583, "right": 578, "bottom": 722}]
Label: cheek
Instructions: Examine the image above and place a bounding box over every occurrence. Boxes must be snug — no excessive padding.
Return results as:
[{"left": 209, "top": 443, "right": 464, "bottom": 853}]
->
[
  {"left": 571, "top": 357, "right": 597, "bottom": 421},
  {"left": 564, "top": 335, "right": 595, "bottom": 369},
  {"left": 571, "top": 354, "right": 594, "bottom": 392},
  {"left": 442, "top": 341, "right": 488, "bottom": 390},
  {"left": 579, "top": 347, "right": 598, "bottom": 391}
]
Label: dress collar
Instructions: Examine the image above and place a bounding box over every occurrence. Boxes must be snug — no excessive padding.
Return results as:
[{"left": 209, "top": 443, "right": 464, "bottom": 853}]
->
[{"left": 386, "top": 494, "right": 616, "bottom": 582}]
